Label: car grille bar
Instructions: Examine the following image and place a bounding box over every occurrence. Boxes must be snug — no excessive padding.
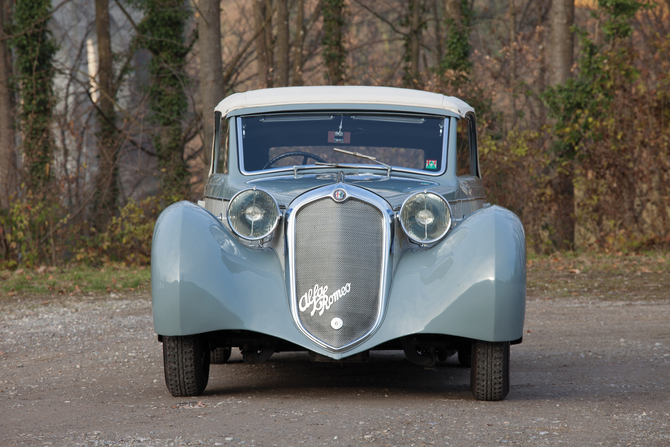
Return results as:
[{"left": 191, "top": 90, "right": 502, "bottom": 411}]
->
[{"left": 287, "top": 184, "right": 392, "bottom": 352}]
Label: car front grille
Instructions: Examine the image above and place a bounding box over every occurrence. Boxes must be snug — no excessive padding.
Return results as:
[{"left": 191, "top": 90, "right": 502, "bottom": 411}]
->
[{"left": 293, "top": 196, "right": 385, "bottom": 350}]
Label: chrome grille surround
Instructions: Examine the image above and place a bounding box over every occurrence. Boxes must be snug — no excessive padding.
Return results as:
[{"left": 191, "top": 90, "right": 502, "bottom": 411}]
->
[{"left": 286, "top": 183, "right": 393, "bottom": 352}]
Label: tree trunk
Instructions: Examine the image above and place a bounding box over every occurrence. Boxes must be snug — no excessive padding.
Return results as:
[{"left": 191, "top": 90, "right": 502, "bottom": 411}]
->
[
  {"left": 13, "top": 0, "right": 57, "bottom": 192},
  {"left": 275, "top": 0, "right": 289, "bottom": 86},
  {"left": 0, "top": 0, "right": 15, "bottom": 208},
  {"left": 553, "top": 166, "right": 575, "bottom": 250},
  {"left": 291, "top": 0, "right": 305, "bottom": 85},
  {"left": 404, "top": 0, "right": 422, "bottom": 87},
  {"left": 253, "top": 0, "right": 273, "bottom": 88},
  {"left": 432, "top": 0, "right": 442, "bottom": 65},
  {"left": 549, "top": 0, "right": 574, "bottom": 86},
  {"left": 441, "top": 0, "right": 471, "bottom": 87},
  {"left": 136, "top": 0, "right": 191, "bottom": 198},
  {"left": 535, "top": 0, "right": 548, "bottom": 124},
  {"left": 508, "top": 0, "right": 517, "bottom": 129},
  {"left": 197, "top": 0, "right": 225, "bottom": 183},
  {"left": 94, "top": 0, "right": 118, "bottom": 230},
  {"left": 444, "top": 0, "right": 461, "bottom": 23},
  {"left": 549, "top": 0, "right": 575, "bottom": 250},
  {"left": 322, "top": 0, "right": 346, "bottom": 85}
]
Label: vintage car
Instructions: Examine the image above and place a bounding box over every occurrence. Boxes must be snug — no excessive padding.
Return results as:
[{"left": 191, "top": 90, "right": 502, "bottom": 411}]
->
[{"left": 151, "top": 86, "right": 526, "bottom": 401}]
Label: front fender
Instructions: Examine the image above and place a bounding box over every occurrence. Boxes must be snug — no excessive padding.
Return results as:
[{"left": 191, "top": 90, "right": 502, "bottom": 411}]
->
[
  {"left": 151, "top": 201, "right": 293, "bottom": 337},
  {"left": 372, "top": 205, "right": 526, "bottom": 344}
]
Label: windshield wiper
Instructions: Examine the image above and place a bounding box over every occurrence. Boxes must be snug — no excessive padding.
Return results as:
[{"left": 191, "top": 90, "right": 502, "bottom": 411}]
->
[
  {"left": 333, "top": 148, "right": 392, "bottom": 178},
  {"left": 292, "top": 162, "right": 344, "bottom": 178}
]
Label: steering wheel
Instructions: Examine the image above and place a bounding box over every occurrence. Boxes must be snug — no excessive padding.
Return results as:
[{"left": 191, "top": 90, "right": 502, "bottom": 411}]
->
[{"left": 263, "top": 151, "right": 327, "bottom": 169}]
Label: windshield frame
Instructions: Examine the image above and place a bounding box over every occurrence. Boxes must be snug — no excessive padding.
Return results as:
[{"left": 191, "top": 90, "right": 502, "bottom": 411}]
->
[{"left": 235, "top": 113, "right": 450, "bottom": 177}]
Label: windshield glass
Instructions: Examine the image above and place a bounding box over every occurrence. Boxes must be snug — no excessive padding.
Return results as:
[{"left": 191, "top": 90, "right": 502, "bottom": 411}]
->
[{"left": 238, "top": 113, "right": 447, "bottom": 174}]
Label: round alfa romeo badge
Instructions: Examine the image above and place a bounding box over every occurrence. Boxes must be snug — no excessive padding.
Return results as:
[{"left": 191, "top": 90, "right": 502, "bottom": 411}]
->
[
  {"left": 331, "top": 317, "right": 343, "bottom": 330},
  {"left": 332, "top": 189, "right": 347, "bottom": 202}
]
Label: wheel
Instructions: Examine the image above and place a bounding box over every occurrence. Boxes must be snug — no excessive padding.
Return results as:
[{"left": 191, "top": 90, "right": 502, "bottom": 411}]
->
[
  {"left": 457, "top": 346, "right": 471, "bottom": 367},
  {"left": 470, "top": 341, "right": 510, "bottom": 401},
  {"left": 210, "top": 346, "right": 231, "bottom": 364},
  {"left": 163, "top": 335, "right": 210, "bottom": 397},
  {"left": 263, "top": 151, "right": 327, "bottom": 169}
]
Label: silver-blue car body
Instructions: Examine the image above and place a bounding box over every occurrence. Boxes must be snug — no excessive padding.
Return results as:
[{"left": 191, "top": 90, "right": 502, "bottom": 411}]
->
[{"left": 152, "top": 86, "right": 526, "bottom": 400}]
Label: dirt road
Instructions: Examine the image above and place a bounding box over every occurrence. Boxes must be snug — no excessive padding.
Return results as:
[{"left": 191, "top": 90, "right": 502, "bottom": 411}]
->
[{"left": 1, "top": 293, "right": 669, "bottom": 446}]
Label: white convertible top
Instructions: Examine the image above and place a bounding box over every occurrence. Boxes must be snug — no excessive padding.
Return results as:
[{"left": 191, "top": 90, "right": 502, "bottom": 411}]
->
[{"left": 214, "top": 86, "right": 474, "bottom": 118}]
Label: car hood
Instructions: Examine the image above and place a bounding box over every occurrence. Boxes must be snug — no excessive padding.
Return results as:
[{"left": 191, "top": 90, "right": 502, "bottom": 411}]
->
[{"left": 210, "top": 173, "right": 460, "bottom": 209}]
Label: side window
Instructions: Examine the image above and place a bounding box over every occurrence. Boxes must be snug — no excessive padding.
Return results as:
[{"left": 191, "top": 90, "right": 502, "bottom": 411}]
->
[
  {"left": 216, "top": 116, "right": 229, "bottom": 174},
  {"left": 456, "top": 115, "right": 480, "bottom": 178},
  {"left": 456, "top": 118, "right": 470, "bottom": 176}
]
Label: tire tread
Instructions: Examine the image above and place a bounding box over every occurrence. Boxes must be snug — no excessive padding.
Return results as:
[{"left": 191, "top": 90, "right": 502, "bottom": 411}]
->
[
  {"left": 470, "top": 341, "right": 510, "bottom": 401},
  {"left": 163, "top": 336, "right": 209, "bottom": 397}
]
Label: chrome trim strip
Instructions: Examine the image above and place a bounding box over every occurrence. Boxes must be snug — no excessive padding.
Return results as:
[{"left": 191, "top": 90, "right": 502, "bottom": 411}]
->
[
  {"left": 237, "top": 116, "right": 450, "bottom": 177},
  {"left": 286, "top": 183, "right": 393, "bottom": 352},
  {"left": 203, "top": 195, "right": 226, "bottom": 201},
  {"left": 448, "top": 197, "right": 484, "bottom": 204}
]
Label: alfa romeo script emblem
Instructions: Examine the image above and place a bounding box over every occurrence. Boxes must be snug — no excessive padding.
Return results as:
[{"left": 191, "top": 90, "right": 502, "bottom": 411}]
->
[{"left": 332, "top": 188, "right": 347, "bottom": 202}]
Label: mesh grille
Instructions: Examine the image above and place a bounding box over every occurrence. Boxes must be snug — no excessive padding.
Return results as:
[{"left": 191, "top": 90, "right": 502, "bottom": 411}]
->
[{"left": 294, "top": 197, "right": 384, "bottom": 349}]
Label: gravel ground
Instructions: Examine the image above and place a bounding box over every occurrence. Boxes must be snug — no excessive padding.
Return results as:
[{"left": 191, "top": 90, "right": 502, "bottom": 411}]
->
[{"left": 1, "top": 293, "right": 669, "bottom": 447}]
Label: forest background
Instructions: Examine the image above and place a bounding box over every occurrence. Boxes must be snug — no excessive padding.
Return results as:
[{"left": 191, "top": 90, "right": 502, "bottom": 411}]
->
[{"left": 0, "top": 0, "right": 668, "bottom": 269}]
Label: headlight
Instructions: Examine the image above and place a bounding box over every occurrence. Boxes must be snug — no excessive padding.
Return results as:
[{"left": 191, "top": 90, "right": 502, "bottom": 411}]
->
[
  {"left": 227, "top": 188, "right": 280, "bottom": 240},
  {"left": 399, "top": 191, "right": 452, "bottom": 244}
]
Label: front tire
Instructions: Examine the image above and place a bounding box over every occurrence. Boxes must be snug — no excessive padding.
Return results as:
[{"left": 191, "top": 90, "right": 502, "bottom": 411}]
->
[
  {"left": 470, "top": 341, "right": 510, "bottom": 401},
  {"left": 163, "top": 335, "right": 210, "bottom": 397}
]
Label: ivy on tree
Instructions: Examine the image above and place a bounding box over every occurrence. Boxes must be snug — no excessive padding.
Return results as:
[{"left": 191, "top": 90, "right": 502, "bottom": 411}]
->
[
  {"left": 11, "top": 0, "right": 57, "bottom": 191},
  {"left": 133, "top": 0, "right": 193, "bottom": 198}
]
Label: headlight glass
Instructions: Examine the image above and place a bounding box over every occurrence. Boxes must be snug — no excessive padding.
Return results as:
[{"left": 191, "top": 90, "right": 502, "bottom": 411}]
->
[
  {"left": 400, "top": 191, "right": 452, "bottom": 244},
  {"left": 227, "top": 188, "right": 280, "bottom": 240}
]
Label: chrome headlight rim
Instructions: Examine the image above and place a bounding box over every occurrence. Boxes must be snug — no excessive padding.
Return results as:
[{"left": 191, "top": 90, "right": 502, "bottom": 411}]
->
[
  {"left": 226, "top": 187, "right": 281, "bottom": 241},
  {"left": 399, "top": 190, "right": 452, "bottom": 245}
]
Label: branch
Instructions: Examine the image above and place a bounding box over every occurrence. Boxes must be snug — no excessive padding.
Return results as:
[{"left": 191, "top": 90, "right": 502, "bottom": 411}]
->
[
  {"left": 223, "top": 4, "right": 276, "bottom": 84},
  {"left": 352, "top": 0, "right": 407, "bottom": 37},
  {"left": 113, "top": 0, "right": 140, "bottom": 34}
]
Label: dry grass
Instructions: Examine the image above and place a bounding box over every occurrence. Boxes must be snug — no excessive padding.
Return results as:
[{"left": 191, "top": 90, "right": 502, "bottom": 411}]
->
[
  {"left": 0, "top": 264, "right": 151, "bottom": 300},
  {"left": 527, "top": 251, "right": 669, "bottom": 301},
  {"left": 1, "top": 252, "right": 668, "bottom": 303}
]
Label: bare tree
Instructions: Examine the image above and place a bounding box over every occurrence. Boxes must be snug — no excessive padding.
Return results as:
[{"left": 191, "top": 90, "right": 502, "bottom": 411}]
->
[
  {"left": 0, "top": 0, "right": 15, "bottom": 207},
  {"left": 275, "top": 0, "right": 289, "bottom": 86},
  {"left": 548, "top": 0, "right": 575, "bottom": 250},
  {"left": 508, "top": 0, "right": 517, "bottom": 129},
  {"left": 404, "top": 0, "right": 422, "bottom": 87},
  {"left": 432, "top": 0, "right": 443, "bottom": 64},
  {"left": 549, "top": 0, "right": 574, "bottom": 86},
  {"left": 197, "top": 0, "right": 225, "bottom": 182},
  {"left": 292, "top": 0, "right": 323, "bottom": 86},
  {"left": 93, "top": 0, "right": 119, "bottom": 229},
  {"left": 323, "top": 0, "right": 346, "bottom": 85},
  {"left": 292, "top": 0, "right": 305, "bottom": 85},
  {"left": 253, "top": 0, "right": 274, "bottom": 88}
]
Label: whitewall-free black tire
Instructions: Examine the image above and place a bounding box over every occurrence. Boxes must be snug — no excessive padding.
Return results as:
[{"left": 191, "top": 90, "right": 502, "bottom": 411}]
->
[
  {"left": 470, "top": 341, "right": 510, "bottom": 401},
  {"left": 163, "top": 335, "right": 210, "bottom": 397}
]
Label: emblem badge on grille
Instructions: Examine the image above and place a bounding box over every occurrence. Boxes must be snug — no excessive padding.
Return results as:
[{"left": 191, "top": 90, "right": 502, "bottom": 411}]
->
[
  {"left": 332, "top": 189, "right": 347, "bottom": 202},
  {"left": 331, "top": 317, "right": 343, "bottom": 330},
  {"left": 299, "top": 283, "right": 351, "bottom": 317}
]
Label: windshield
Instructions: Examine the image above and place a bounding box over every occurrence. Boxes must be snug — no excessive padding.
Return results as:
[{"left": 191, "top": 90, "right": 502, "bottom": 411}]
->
[{"left": 238, "top": 113, "right": 447, "bottom": 174}]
